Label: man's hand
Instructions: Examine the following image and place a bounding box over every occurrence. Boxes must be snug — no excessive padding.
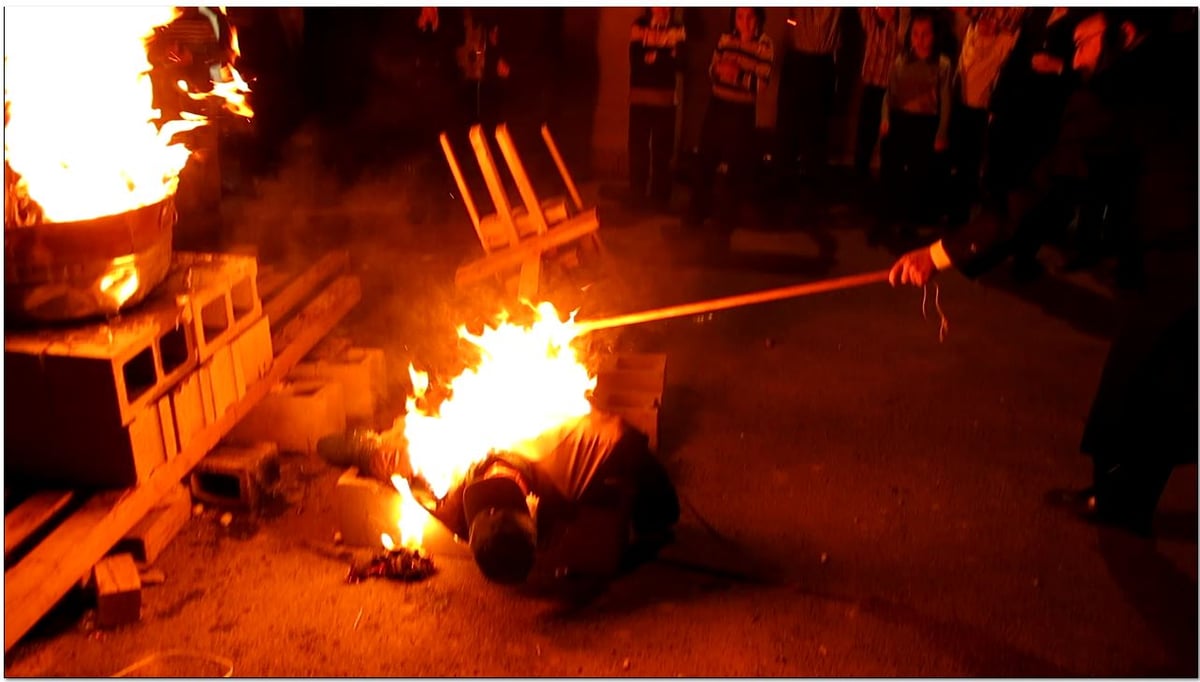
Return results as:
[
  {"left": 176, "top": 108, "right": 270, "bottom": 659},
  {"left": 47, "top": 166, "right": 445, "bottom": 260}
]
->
[{"left": 889, "top": 246, "right": 937, "bottom": 287}]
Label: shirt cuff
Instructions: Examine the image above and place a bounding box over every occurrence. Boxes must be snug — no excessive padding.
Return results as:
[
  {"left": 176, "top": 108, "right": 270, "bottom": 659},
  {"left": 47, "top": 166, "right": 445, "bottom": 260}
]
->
[{"left": 929, "top": 240, "right": 953, "bottom": 270}]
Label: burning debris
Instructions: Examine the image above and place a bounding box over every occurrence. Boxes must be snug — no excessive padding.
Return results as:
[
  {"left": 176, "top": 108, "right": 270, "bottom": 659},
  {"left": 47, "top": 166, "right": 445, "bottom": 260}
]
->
[{"left": 345, "top": 546, "right": 436, "bottom": 584}]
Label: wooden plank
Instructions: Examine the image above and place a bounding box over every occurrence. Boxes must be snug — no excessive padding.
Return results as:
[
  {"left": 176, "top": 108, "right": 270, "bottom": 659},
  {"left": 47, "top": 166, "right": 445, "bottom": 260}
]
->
[
  {"left": 455, "top": 209, "right": 599, "bottom": 287},
  {"left": 3, "top": 491, "right": 75, "bottom": 562},
  {"left": 262, "top": 250, "right": 350, "bottom": 328},
  {"left": 4, "top": 274, "right": 362, "bottom": 652},
  {"left": 494, "top": 124, "right": 548, "bottom": 300},
  {"left": 467, "top": 125, "right": 521, "bottom": 248},
  {"left": 439, "top": 132, "right": 485, "bottom": 247}
]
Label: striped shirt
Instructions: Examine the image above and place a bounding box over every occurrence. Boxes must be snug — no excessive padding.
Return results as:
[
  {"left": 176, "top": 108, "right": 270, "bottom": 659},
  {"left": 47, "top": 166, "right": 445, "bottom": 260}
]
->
[
  {"left": 630, "top": 17, "right": 686, "bottom": 105},
  {"left": 709, "top": 32, "right": 774, "bottom": 104},
  {"left": 858, "top": 8, "right": 901, "bottom": 88},
  {"left": 965, "top": 7, "right": 1026, "bottom": 36},
  {"left": 958, "top": 21, "right": 1020, "bottom": 109},
  {"left": 787, "top": 7, "right": 841, "bottom": 55}
]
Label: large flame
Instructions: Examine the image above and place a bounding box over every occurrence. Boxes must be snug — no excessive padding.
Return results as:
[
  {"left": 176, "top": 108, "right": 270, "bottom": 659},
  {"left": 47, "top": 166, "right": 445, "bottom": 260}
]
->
[
  {"left": 386, "top": 475, "right": 429, "bottom": 550},
  {"left": 4, "top": 6, "right": 252, "bottom": 224},
  {"left": 404, "top": 302, "right": 597, "bottom": 499}
]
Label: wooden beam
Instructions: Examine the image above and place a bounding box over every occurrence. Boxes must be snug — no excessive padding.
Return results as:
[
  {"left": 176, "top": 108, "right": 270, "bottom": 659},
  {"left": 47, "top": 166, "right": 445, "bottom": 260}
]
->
[
  {"left": 4, "top": 275, "right": 362, "bottom": 652},
  {"left": 3, "top": 491, "right": 75, "bottom": 563},
  {"left": 439, "top": 133, "right": 485, "bottom": 248},
  {"left": 454, "top": 209, "right": 599, "bottom": 287},
  {"left": 541, "top": 124, "right": 584, "bottom": 211},
  {"left": 262, "top": 250, "right": 350, "bottom": 328},
  {"left": 467, "top": 125, "right": 521, "bottom": 248}
]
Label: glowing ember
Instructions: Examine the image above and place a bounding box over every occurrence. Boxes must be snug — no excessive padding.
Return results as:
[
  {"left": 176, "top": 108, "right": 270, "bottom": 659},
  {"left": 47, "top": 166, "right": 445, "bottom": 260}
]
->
[
  {"left": 4, "top": 7, "right": 252, "bottom": 224},
  {"left": 403, "top": 302, "right": 597, "bottom": 499}
]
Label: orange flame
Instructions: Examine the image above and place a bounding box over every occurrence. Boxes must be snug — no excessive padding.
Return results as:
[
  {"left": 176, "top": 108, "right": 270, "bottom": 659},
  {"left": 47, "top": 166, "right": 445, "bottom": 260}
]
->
[
  {"left": 402, "top": 302, "right": 597, "bottom": 500},
  {"left": 4, "top": 6, "right": 252, "bottom": 224}
]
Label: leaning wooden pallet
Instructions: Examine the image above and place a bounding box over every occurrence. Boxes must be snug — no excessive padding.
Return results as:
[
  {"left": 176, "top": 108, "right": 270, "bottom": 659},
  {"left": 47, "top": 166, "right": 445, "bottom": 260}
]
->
[{"left": 3, "top": 250, "right": 361, "bottom": 652}]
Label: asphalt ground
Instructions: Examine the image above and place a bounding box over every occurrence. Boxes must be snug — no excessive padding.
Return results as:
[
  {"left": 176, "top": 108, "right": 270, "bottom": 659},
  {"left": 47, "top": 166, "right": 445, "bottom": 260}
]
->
[{"left": 5, "top": 166, "right": 1196, "bottom": 677}]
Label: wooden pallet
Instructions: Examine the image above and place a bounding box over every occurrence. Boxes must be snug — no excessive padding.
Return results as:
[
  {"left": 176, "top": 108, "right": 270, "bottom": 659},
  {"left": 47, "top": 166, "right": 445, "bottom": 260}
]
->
[{"left": 3, "top": 250, "right": 360, "bottom": 652}]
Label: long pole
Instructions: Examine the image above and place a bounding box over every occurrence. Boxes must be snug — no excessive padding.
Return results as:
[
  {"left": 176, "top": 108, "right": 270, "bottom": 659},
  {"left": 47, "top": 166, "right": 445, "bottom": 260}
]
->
[{"left": 575, "top": 269, "right": 891, "bottom": 334}]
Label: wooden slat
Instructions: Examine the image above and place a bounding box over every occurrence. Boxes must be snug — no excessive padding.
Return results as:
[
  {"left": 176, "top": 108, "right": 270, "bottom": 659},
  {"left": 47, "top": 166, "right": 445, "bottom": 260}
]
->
[
  {"left": 4, "top": 275, "right": 363, "bottom": 652},
  {"left": 3, "top": 491, "right": 75, "bottom": 562},
  {"left": 262, "top": 250, "right": 350, "bottom": 328},
  {"left": 454, "top": 209, "right": 599, "bottom": 287}
]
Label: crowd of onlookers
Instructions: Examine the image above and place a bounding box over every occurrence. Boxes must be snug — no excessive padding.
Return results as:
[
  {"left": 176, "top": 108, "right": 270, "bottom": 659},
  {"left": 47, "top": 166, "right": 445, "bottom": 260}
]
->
[{"left": 623, "top": 7, "right": 1196, "bottom": 283}]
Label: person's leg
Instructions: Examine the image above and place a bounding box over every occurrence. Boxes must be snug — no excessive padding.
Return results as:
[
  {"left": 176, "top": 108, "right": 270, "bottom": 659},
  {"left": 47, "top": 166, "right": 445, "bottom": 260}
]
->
[
  {"left": 855, "top": 85, "right": 886, "bottom": 179},
  {"left": 648, "top": 105, "right": 678, "bottom": 206},
  {"left": 686, "top": 104, "right": 721, "bottom": 227},
  {"left": 628, "top": 105, "right": 652, "bottom": 202},
  {"left": 806, "top": 53, "right": 836, "bottom": 179},
  {"left": 775, "top": 51, "right": 805, "bottom": 184}
]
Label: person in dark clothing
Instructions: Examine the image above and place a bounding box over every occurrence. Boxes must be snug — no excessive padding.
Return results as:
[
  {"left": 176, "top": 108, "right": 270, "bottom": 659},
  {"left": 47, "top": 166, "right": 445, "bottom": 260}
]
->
[
  {"left": 777, "top": 7, "right": 841, "bottom": 182},
  {"left": 321, "top": 411, "right": 680, "bottom": 584},
  {"left": 417, "top": 411, "right": 680, "bottom": 584},
  {"left": 627, "top": 8, "right": 687, "bottom": 211},
  {"left": 888, "top": 8, "right": 1198, "bottom": 538},
  {"left": 983, "top": 7, "right": 1082, "bottom": 276},
  {"left": 685, "top": 7, "right": 773, "bottom": 235}
]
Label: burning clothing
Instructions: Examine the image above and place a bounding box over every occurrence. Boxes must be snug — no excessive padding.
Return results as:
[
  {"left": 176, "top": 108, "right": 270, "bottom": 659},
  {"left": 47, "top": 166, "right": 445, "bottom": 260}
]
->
[{"left": 424, "top": 411, "right": 679, "bottom": 582}]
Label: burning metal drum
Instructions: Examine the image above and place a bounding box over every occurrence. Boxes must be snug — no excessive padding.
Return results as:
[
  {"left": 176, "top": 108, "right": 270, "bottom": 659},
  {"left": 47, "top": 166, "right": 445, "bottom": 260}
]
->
[{"left": 4, "top": 195, "right": 175, "bottom": 324}]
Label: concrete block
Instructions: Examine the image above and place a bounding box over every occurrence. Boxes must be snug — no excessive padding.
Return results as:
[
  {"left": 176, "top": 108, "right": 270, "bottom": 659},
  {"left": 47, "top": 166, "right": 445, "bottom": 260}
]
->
[
  {"left": 203, "top": 344, "right": 241, "bottom": 422},
  {"left": 190, "top": 442, "right": 281, "bottom": 512},
  {"left": 170, "top": 371, "right": 207, "bottom": 454},
  {"left": 93, "top": 553, "right": 141, "bottom": 628},
  {"left": 157, "top": 396, "right": 178, "bottom": 462},
  {"left": 227, "top": 380, "right": 346, "bottom": 455},
  {"left": 289, "top": 347, "right": 387, "bottom": 422},
  {"left": 116, "top": 483, "right": 192, "bottom": 564},
  {"left": 232, "top": 315, "right": 273, "bottom": 393}
]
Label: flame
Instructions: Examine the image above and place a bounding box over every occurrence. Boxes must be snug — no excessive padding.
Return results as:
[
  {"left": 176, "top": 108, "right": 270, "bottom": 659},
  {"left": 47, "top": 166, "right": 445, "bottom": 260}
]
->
[
  {"left": 403, "top": 302, "right": 597, "bottom": 499},
  {"left": 98, "top": 260, "right": 142, "bottom": 308},
  {"left": 4, "top": 7, "right": 252, "bottom": 225},
  {"left": 390, "top": 475, "right": 429, "bottom": 549}
]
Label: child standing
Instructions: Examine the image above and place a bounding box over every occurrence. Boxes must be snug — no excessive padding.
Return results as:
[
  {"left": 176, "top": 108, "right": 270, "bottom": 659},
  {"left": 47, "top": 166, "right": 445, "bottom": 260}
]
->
[
  {"left": 877, "top": 12, "right": 953, "bottom": 240},
  {"left": 627, "top": 8, "right": 686, "bottom": 211}
]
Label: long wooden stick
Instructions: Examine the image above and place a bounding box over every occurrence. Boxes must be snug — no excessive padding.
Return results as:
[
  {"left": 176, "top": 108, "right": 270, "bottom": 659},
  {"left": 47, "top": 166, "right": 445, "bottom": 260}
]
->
[
  {"left": 575, "top": 270, "right": 891, "bottom": 334},
  {"left": 439, "top": 133, "right": 484, "bottom": 246}
]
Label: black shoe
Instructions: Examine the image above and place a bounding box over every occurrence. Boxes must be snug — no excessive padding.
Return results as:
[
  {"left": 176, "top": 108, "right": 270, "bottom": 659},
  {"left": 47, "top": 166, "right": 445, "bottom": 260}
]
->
[{"left": 1048, "top": 487, "right": 1153, "bottom": 538}]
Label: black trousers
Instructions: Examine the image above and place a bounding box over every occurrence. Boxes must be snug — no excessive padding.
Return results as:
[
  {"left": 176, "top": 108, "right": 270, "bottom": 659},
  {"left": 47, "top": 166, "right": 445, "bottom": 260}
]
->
[
  {"left": 854, "top": 84, "right": 887, "bottom": 177},
  {"left": 688, "top": 97, "right": 757, "bottom": 229},
  {"left": 949, "top": 103, "right": 990, "bottom": 225},
  {"left": 778, "top": 51, "right": 836, "bottom": 176},
  {"left": 628, "top": 104, "right": 677, "bottom": 203},
  {"left": 879, "top": 110, "right": 948, "bottom": 224},
  {"left": 1080, "top": 249, "right": 1199, "bottom": 528}
]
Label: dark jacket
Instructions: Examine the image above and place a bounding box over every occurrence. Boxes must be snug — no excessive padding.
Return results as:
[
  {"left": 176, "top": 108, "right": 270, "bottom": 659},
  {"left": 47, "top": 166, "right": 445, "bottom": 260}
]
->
[{"left": 944, "top": 30, "right": 1198, "bottom": 278}]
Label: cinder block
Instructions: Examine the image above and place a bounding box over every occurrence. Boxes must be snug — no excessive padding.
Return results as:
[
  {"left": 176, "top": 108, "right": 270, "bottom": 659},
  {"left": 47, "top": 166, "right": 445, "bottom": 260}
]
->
[
  {"left": 157, "top": 395, "right": 178, "bottom": 462},
  {"left": 232, "top": 315, "right": 273, "bottom": 394},
  {"left": 93, "top": 553, "right": 142, "bottom": 628},
  {"left": 227, "top": 380, "right": 346, "bottom": 455},
  {"left": 190, "top": 442, "right": 281, "bottom": 512},
  {"left": 170, "top": 371, "right": 207, "bottom": 454},
  {"left": 168, "top": 252, "right": 262, "bottom": 362},
  {"left": 334, "top": 467, "right": 404, "bottom": 548},
  {"left": 289, "top": 347, "right": 387, "bottom": 422},
  {"left": 116, "top": 483, "right": 192, "bottom": 564},
  {"left": 202, "top": 344, "right": 241, "bottom": 422}
]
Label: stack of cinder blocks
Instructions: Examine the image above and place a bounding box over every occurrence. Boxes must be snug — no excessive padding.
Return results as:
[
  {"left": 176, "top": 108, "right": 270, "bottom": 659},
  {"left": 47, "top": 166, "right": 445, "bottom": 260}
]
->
[
  {"left": 4, "top": 252, "right": 268, "bottom": 489},
  {"left": 590, "top": 353, "right": 666, "bottom": 452}
]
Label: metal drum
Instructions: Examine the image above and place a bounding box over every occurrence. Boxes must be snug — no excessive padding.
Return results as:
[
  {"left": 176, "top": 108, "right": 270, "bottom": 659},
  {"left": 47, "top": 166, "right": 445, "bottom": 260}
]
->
[{"left": 4, "top": 195, "right": 176, "bottom": 325}]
